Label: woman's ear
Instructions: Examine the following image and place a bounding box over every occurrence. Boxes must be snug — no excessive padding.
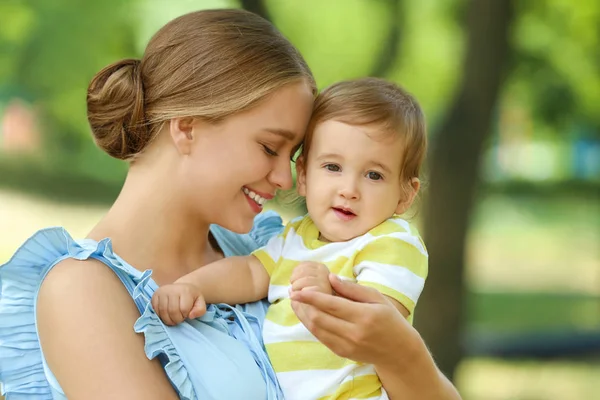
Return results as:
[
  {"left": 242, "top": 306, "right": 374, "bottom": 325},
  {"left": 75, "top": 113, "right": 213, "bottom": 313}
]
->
[
  {"left": 395, "top": 177, "right": 420, "bottom": 214},
  {"left": 169, "top": 117, "right": 196, "bottom": 155},
  {"left": 295, "top": 156, "right": 307, "bottom": 196}
]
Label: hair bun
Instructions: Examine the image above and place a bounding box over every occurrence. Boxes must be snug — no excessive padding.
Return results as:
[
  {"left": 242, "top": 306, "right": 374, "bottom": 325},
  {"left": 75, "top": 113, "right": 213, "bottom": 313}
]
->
[{"left": 86, "top": 58, "right": 147, "bottom": 160}]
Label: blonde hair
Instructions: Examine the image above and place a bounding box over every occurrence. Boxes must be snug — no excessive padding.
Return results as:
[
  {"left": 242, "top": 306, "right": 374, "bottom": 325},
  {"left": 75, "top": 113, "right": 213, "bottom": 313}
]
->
[
  {"left": 302, "top": 78, "right": 426, "bottom": 196},
  {"left": 87, "top": 9, "right": 316, "bottom": 160}
]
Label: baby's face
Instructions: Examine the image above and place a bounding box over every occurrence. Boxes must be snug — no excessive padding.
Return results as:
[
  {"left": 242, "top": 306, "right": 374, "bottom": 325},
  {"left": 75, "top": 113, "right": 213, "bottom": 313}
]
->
[{"left": 297, "top": 120, "right": 406, "bottom": 242}]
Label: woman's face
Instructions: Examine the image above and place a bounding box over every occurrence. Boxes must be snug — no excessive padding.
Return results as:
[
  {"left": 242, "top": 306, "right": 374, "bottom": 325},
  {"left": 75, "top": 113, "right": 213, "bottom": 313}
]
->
[{"left": 181, "top": 82, "right": 314, "bottom": 233}]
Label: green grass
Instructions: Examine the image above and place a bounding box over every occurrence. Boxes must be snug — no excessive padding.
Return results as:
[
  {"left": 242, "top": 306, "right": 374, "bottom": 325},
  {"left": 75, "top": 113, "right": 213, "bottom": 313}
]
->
[{"left": 468, "top": 291, "right": 600, "bottom": 332}]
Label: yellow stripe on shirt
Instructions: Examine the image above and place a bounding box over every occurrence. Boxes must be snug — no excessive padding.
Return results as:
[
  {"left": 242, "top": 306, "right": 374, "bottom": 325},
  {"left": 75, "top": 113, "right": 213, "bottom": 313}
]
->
[
  {"left": 266, "top": 340, "right": 358, "bottom": 372},
  {"left": 318, "top": 374, "right": 382, "bottom": 400}
]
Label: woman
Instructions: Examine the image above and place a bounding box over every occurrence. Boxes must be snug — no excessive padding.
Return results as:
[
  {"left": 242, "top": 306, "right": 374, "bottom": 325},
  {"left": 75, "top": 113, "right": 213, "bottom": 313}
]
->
[{"left": 0, "top": 9, "right": 461, "bottom": 400}]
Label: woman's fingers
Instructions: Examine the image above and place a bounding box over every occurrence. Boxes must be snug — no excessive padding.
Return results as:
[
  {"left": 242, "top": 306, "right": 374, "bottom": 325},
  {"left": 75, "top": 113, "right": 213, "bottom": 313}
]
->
[
  {"left": 292, "top": 307, "right": 355, "bottom": 357},
  {"left": 328, "top": 274, "right": 386, "bottom": 304},
  {"left": 290, "top": 289, "right": 358, "bottom": 322},
  {"left": 291, "top": 299, "right": 352, "bottom": 333},
  {"left": 291, "top": 299, "right": 379, "bottom": 362}
]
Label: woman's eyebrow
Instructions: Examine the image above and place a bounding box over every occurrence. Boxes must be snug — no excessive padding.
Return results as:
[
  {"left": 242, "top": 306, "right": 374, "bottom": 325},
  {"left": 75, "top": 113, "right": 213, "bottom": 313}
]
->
[{"left": 264, "top": 128, "right": 297, "bottom": 141}]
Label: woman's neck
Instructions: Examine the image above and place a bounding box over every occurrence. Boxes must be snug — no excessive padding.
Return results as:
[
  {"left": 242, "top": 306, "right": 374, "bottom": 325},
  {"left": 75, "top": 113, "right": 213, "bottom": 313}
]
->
[{"left": 88, "top": 169, "right": 222, "bottom": 285}]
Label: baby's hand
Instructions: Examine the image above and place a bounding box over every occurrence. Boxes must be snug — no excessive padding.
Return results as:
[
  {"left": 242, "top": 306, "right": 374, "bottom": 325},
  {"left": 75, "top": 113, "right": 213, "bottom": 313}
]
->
[
  {"left": 151, "top": 282, "right": 207, "bottom": 326},
  {"left": 290, "top": 261, "right": 333, "bottom": 295}
]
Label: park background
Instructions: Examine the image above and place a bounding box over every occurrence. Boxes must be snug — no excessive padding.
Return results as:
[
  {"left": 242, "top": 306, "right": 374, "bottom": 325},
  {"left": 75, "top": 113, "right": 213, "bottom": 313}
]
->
[{"left": 0, "top": 0, "right": 599, "bottom": 399}]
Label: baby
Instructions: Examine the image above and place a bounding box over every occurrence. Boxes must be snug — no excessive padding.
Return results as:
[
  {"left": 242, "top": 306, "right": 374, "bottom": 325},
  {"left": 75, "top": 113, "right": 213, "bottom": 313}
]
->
[{"left": 153, "top": 77, "right": 429, "bottom": 400}]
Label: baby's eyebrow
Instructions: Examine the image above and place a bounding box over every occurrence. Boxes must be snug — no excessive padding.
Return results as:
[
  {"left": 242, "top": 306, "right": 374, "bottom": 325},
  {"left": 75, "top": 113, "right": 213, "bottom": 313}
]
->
[
  {"left": 316, "top": 153, "right": 342, "bottom": 161},
  {"left": 369, "top": 161, "right": 392, "bottom": 174}
]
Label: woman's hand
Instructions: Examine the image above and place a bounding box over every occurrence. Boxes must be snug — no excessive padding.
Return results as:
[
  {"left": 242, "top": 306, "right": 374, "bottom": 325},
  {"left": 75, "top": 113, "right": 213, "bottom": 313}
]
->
[
  {"left": 290, "top": 273, "right": 417, "bottom": 366},
  {"left": 290, "top": 273, "right": 462, "bottom": 400}
]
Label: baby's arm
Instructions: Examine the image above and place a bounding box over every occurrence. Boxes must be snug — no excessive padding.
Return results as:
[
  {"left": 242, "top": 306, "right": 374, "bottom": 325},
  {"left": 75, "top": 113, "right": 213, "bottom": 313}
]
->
[
  {"left": 178, "top": 255, "right": 269, "bottom": 303},
  {"left": 152, "top": 255, "right": 269, "bottom": 325}
]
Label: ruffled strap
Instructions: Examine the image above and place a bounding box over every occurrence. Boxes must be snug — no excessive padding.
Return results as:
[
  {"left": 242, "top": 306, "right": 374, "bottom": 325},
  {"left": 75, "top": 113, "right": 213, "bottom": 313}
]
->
[
  {"left": 133, "top": 274, "right": 197, "bottom": 400},
  {"left": 248, "top": 211, "right": 285, "bottom": 247},
  {"left": 210, "top": 210, "right": 284, "bottom": 258},
  {"left": 0, "top": 227, "right": 196, "bottom": 400},
  {"left": 0, "top": 228, "right": 75, "bottom": 399}
]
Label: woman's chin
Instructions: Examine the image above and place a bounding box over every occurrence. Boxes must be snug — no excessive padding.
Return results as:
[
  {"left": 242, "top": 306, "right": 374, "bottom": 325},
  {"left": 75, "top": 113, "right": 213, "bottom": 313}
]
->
[{"left": 221, "top": 216, "right": 255, "bottom": 234}]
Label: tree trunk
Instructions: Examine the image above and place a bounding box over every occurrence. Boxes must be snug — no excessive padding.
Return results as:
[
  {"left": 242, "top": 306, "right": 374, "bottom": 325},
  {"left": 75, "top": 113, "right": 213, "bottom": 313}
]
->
[
  {"left": 370, "top": 0, "right": 403, "bottom": 78},
  {"left": 416, "top": 0, "right": 514, "bottom": 380}
]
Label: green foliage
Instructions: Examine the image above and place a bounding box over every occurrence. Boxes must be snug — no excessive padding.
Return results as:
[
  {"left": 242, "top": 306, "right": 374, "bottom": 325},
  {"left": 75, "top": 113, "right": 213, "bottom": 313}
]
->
[
  {"left": 506, "top": 0, "right": 600, "bottom": 138},
  {"left": 1, "top": 0, "right": 598, "bottom": 194}
]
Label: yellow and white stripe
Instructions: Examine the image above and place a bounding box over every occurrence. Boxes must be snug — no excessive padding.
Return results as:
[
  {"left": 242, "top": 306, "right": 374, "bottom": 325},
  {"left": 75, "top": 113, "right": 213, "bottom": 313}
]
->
[{"left": 253, "top": 215, "right": 428, "bottom": 399}]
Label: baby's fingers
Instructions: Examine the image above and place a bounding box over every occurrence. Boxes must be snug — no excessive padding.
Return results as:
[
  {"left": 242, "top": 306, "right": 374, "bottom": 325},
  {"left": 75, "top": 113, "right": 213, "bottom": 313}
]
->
[
  {"left": 188, "top": 294, "right": 207, "bottom": 319},
  {"left": 167, "top": 293, "right": 186, "bottom": 325},
  {"left": 291, "top": 276, "right": 318, "bottom": 292},
  {"left": 156, "top": 295, "right": 175, "bottom": 326}
]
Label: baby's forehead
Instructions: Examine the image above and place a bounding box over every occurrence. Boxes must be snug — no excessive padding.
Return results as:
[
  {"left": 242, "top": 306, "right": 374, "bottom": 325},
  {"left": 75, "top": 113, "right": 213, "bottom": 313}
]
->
[
  {"left": 312, "top": 124, "right": 403, "bottom": 158},
  {"left": 312, "top": 119, "right": 402, "bottom": 145}
]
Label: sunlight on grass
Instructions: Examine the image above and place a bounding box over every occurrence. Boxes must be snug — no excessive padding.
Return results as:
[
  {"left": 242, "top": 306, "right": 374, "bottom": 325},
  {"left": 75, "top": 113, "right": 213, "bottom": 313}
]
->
[
  {"left": 457, "top": 358, "right": 600, "bottom": 400},
  {"left": 467, "top": 194, "right": 600, "bottom": 295},
  {"left": 0, "top": 190, "right": 107, "bottom": 263}
]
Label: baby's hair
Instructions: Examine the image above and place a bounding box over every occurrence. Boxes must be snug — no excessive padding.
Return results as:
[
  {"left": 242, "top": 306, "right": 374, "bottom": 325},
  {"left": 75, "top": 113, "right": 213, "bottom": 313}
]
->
[
  {"left": 87, "top": 9, "right": 316, "bottom": 161},
  {"left": 301, "top": 78, "right": 427, "bottom": 199}
]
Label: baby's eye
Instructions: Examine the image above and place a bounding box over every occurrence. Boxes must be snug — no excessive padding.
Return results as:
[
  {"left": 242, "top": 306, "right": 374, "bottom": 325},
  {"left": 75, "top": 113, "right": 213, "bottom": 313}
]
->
[
  {"left": 324, "top": 164, "right": 341, "bottom": 172},
  {"left": 367, "top": 171, "right": 383, "bottom": 181}
]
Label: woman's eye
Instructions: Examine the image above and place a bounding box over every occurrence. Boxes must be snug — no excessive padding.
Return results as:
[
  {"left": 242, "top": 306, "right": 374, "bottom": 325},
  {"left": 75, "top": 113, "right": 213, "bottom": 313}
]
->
[
  {"left": 262, "top": 144, "right": 278, "bottom": 157},
  {"left": 367, "top": 171, "right": 383, "bottom": 181},
  {"left": 324, "top": 164, "right": 341, "bottom": 172}
]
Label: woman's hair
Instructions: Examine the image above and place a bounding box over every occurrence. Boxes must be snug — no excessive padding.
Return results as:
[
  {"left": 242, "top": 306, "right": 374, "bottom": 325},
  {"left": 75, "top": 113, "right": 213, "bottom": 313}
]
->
[
  {"left": 87, "top": 9, "right": 316, "bottom": 160},
  {"left": 301, "top": 78, "right": 427, "bottom": 196}
]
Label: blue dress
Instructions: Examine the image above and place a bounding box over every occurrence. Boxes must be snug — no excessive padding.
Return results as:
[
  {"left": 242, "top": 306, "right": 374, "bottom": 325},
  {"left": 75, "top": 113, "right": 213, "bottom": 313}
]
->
[{"left": 0, "top": 211, "right": 285, "bottom": 400}]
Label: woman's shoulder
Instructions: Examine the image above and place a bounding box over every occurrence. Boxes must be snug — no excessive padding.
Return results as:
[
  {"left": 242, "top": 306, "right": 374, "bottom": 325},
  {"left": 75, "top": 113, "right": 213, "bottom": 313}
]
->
[
  {"left": 0, "top": 227, "right": 154, "bottom": 399},
  {"left": 37, "top": 256, "right": 136, "bottom": 317},
  {"left": 0, "top": 226, "right": 149, "bottom": 301}
]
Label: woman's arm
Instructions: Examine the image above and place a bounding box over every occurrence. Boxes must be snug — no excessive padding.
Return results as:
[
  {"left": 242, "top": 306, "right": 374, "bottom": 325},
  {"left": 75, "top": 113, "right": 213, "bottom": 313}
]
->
[
  {"left": 290, "top": 274, "right": 462, "bottom": 400},
  {"left": 374, "top": 328, "right": 461, "bottom": 400},
  {"left": 37, "top": 258, "right": 179, "bottom": 400}
]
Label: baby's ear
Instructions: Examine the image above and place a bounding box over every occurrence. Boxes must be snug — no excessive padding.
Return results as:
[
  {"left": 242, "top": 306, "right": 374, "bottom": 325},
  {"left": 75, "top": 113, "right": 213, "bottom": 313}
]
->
[
  {"left": 395, "top": 178, "right": 420, "bottom": 214},
  {"left": 295, "top": 156, "right": 307, "bottom": 196}
]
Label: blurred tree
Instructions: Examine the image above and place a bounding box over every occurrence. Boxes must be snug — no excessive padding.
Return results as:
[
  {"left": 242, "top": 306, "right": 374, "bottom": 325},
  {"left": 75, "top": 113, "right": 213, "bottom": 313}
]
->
[
  {"left": 369, "top": 0, "right": 403, "bottom": 78},
  {"left": 507, "top": 0, "right": 600, "bottom": 140},
  {"left": 0, "top": 0, "right": 139, "bottom": 191},
  {"left": 417, "top": 0, "right": 514, "bottom": 379},
  {"left": 239, "top": 0, "right": 271, "bottom": 21},
  {"left": 6, "top": 1, "right": 138, "bottom": 149}
]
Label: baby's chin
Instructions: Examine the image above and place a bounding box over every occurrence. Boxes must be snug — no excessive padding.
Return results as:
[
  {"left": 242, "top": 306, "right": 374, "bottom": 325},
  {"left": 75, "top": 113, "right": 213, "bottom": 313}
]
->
[{"left": 320, "top": 229, "right": 365, "bottom": 243}]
